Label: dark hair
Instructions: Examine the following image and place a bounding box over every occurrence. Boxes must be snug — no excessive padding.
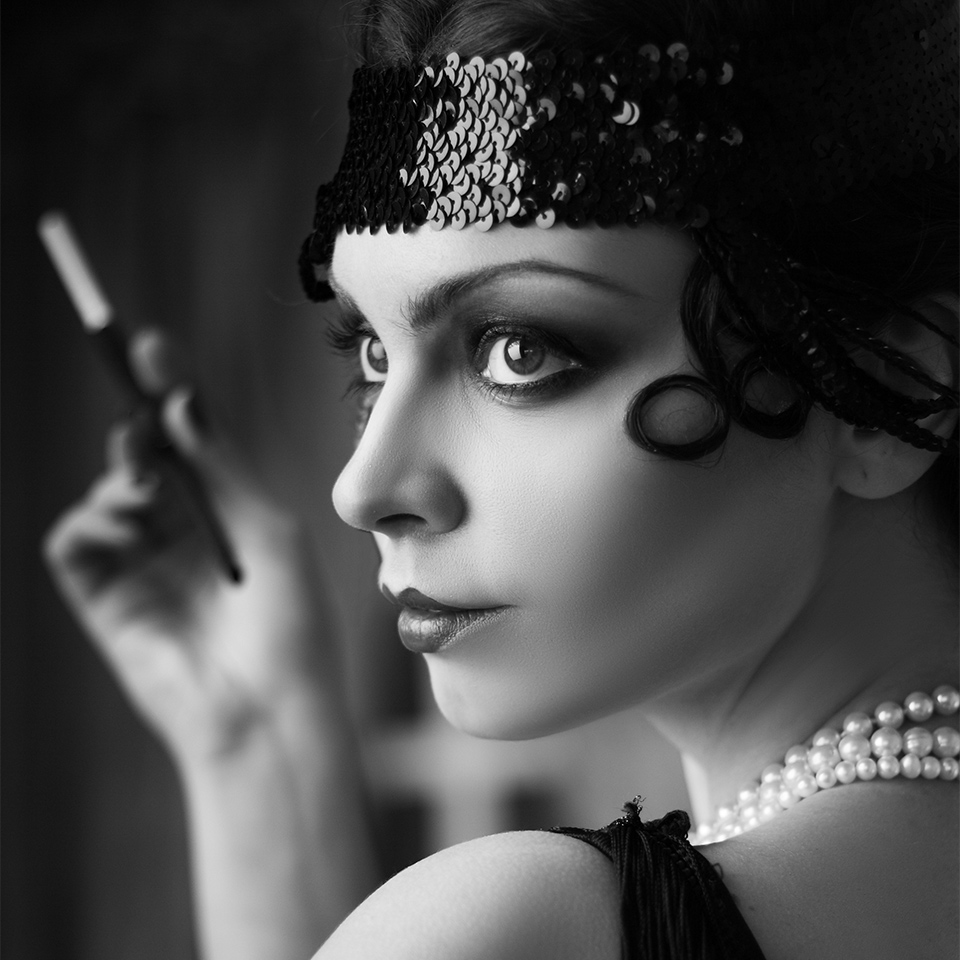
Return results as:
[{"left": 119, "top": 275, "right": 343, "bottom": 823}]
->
[{"left": 344, "top": 0, "right": 959, "bottom": 550}]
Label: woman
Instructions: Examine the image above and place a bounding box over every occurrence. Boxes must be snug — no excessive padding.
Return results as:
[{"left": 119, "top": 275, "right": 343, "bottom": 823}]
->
[{"left": 46, "top": 0, "right": 958, "bottom": 957}]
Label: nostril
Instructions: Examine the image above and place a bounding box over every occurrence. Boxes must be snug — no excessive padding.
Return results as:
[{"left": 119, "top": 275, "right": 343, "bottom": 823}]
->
[{"left": 375, "top": 513, "right": 428, "bottom": 535}]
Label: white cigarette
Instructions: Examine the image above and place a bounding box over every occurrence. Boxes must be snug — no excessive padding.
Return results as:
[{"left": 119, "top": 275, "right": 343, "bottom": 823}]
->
[{"left": 37, "top": 211, "right": 114, "bottom": 331}]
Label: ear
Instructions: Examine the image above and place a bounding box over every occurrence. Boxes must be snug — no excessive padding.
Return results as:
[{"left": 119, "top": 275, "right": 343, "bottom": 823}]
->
[{"left": 831, "top": 292, "right": 958, "bottom": 500}]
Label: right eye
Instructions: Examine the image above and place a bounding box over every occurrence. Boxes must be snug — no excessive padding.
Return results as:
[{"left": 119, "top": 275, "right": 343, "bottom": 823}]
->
[{"left": 359, "top": 336, "right": 388, "bottom": 381}]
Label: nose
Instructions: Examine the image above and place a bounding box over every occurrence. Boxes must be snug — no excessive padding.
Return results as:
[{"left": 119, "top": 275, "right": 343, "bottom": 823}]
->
[{"left": 332, "top": 384, "right": 466, "bottom": 538}]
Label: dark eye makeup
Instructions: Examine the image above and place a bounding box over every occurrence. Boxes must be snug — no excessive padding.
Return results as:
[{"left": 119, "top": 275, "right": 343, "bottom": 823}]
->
[
  {"left": 327, "top": 305, "right": 596, "bottom": 406},
  {"left": 327, "top": 311, "right": 385, "bottom": 401}
]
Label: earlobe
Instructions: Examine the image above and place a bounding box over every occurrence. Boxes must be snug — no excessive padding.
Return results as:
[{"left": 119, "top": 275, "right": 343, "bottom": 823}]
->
[
  {"left": 832, "top": 428, "right": 942, "bottom": 500},
  {"left": 831, "top": 292, "right": 958, "bottom": 501}
]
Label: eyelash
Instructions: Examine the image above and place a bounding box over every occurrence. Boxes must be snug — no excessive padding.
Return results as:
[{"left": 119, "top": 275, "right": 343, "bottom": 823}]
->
[
  {"left": 472, "top": 323, "right": 585, "bottom": 400},
  {"left": 327, "top": 313, "right": 383, "bottom": 400},
  {"left": 326, "top": 313, "right": 586, "bottom": 402}
]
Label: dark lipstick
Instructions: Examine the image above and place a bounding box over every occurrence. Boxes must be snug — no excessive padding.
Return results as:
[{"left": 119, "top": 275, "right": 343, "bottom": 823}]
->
[{"left": 381, "top": 586, "right": 507, "bottom": 653}]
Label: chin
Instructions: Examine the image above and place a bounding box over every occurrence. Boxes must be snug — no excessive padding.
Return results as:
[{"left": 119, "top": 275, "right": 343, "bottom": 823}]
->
[{"left": 426, "top": 662, "right": 612, "bottom": 742}]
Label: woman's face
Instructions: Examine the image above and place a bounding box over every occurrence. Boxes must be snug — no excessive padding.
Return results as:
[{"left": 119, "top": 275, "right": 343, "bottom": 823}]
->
[{"left": 330, "top": 224, "right": 835, "bottom": 739}]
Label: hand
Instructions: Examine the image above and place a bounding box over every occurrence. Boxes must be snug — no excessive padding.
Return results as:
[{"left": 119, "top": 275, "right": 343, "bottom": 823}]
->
[{"left": 44, "top": 329, "right": 340, "bottom": 766}]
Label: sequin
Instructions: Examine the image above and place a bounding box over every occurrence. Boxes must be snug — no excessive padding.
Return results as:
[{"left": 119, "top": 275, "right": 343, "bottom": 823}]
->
[{"left": 722, "top": 125, "right": 744, "bottom": 146}]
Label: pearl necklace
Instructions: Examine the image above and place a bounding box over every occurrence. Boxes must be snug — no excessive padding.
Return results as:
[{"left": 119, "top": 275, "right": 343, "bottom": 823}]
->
[{"left": 690, "top": 685, "right": 960, "bottom": 846}]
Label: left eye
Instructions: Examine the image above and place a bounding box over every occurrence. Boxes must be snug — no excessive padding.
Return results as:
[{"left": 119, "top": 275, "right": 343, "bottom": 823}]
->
[
  {"left": 481, "top": 334, "right": 573, "bottom": 385},
  {"left": 359, "top": 336, "right": 388, "bottom": 381}
]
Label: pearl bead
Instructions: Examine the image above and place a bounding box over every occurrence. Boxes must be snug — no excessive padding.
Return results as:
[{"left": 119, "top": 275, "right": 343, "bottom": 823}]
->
[
  {"left": 877, "top": 755, "right": 900, "bottom": 779},
  {"left": 716, "top": 804, "right": 736, "bottom": 823},
  {"left": 740, "top": 803, "right": 759, "bottom": 822},
  {"left": 761, "top": 763, "right": 784, "bottom": 783},
  {"left": 759, "top": 781, "right": 781, "bottom": 803},
  {"left": 869, "top": 726, "right": 902, "bottom": 757},
  {"left": 778, "top": 789, "right": 799, "bottom": 808},
  {"left": 933, "top": 685, "right": 960, "bottom": 715},
  {"left": 940, "top": 758, "right": 959, "bottom": 781},
  {"left": 902, "top": 727, "right": 934, "bottom": 757},
  {"left": 759, "top": 802, "right": 779, "bottom": 821},
  {"left": 874, "top": 701, "right": 904, "bottom": 729},
  {"left": 784, "top": 744, "right": 807, "bottom": 765},
  {"left": 855, "top": 757, "right": 878, "bottom": 780},
  {"left": 933, "top": 727, "right": 960, "bottom": 759},
  {"left": 904, "top": 691, "right": 935, "bottom": 723},
  {"left": 811, "top": 727, "right": 841, "bottom": 747},
  {"left": 794, "top": 773, "right": 819, "bottom": 798},
  {"left": 816, "top": 766, "right": 838, "bottom": 789},
  {"left": 838, "top": 733, "right": 871, "bottom": 762},
  {"left": 781, "top": 760, "right": 810, "bottom": 790},
  {"left": 835, "top": 760, "right": 858, "bottom": 784},
  {"left": 807, "top": 744, "right": 841, "bottom": 771},
  {"left": 842, "top": 712, "right": 874, "bottom": 737},
  {"left": 921, "top": 756, "right": 942, "bottom": 779},
  {"left": 737, "top": 782, "right": 760, "bottom": 806},
  {"left": 900, "top": 753, "right": 922, "bottom": 779}
]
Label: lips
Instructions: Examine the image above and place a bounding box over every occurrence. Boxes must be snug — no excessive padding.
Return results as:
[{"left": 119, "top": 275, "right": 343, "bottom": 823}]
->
[{"left": 381, "top": 585, "right": 508, "bottom": 653}]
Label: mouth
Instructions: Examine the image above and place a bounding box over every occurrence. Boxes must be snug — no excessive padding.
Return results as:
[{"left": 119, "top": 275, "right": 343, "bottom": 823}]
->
[{"left": 380, "top": 585, "right": 509, "bottom": 653}]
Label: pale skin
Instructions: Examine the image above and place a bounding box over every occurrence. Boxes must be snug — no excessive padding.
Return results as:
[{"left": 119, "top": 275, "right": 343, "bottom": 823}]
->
[{"left": 46, "top": 222, "right": 957, "bottom": 960}]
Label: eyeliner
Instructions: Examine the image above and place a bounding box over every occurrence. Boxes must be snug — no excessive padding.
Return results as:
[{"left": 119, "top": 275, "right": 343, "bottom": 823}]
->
[{"left": 37, "top": 211, "right": 243, "bottom": 584}]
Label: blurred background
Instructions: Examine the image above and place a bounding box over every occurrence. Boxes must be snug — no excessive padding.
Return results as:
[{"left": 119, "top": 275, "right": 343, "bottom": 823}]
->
[{"left": 2, "top": 2, "right": 688, "bottom": 957}]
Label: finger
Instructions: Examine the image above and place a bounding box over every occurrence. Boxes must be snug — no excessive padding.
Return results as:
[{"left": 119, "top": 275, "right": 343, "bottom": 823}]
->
[
  {"left": 128, "top": 328, "right": 189, "bottom": 397},
  {"left": 106, "top": 420, "right": 135, "bottom": 474},
  {"left": 88, "top": 466, "right": 198, "bottom": 547},
  {"left": 88, "top": 465, "right": 163, "bottom": 511},
  {"left": 159, "top": 386, "right": 250, "bottom": 515},
  {"left": 46, "top": 500, "right": 141, "bottom": 565},
  {"left": 46, "top": 471, "right": 200, "bottom": 599},
  {"left": 105, "top": 415, "right": 164, "bottom": 483},
  {"left": 161, "top": 385, "right": 212, "bottom": 462},
  {"left": 44, "top": 498, "right": 151, "bottom": 598}
]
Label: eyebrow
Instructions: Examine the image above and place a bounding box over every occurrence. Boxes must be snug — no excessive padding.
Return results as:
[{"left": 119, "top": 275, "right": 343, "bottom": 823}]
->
[{"left": 326, "top": 258, "right": 645, "bottom": 332}]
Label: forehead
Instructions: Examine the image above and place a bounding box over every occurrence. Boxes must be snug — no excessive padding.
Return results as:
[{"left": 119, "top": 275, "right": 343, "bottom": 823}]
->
[{"left": 330, "top": 223, "right": 697, "bottom": 314}]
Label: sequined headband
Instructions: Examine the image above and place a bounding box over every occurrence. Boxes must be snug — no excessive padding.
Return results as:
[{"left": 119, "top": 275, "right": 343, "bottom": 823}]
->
[
  {"left": 301, "top": 0, "right": 958, "bottom": 456},
  {"left": 300, "top": 0, "right": 958, "bottom": 299}
]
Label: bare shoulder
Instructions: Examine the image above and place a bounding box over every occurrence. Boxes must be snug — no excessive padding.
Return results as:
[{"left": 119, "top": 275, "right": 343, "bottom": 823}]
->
[
  {"left": 314, "top": 830, "right": 621, "bottom": 960},
  {"left": 706, "top": 781, "right": 958, "bottom": 960}
]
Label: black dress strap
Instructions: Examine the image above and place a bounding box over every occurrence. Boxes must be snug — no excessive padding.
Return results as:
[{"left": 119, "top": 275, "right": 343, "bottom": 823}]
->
[{"left": 550, "top": 800, "right": 767, "bottom": 960}]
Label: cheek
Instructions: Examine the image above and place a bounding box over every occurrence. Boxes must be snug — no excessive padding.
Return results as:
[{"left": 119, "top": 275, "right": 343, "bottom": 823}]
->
[{"left": 452, "top": 417, "right": 831, "bottom": 726}]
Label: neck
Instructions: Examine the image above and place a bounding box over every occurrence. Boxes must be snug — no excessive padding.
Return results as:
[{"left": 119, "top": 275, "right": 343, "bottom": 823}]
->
[{"left": 643, "top": 490, "right": 958, "bottom": 826}]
